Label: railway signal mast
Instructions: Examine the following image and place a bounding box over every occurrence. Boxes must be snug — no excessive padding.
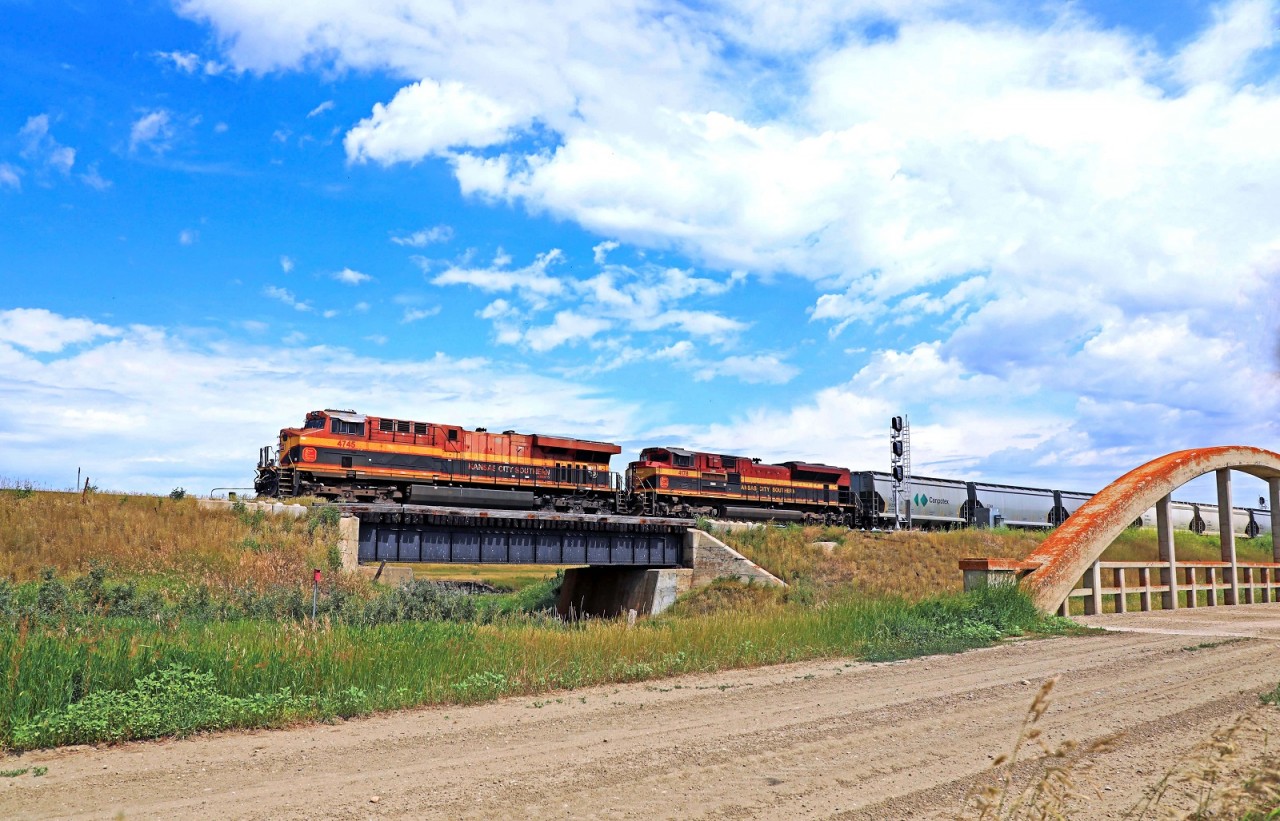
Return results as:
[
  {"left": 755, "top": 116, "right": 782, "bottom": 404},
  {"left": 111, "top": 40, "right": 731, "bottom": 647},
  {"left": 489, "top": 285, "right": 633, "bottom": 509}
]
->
[{"left": 890, "top": 415, "right": 911, "bottom": 530}]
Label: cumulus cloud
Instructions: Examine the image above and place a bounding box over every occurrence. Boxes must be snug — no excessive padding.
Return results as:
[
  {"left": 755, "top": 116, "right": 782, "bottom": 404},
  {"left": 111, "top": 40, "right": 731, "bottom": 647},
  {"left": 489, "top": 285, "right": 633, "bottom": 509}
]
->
[
  {"left": 163, "top": 1, "right": 1280, "bottom": 484},
  {"left": 0, "top": 309, "right": 637, "bottom": 492},
  {"left": 179, "top": 228, "right": 199, "bottom": 245},
  {"left": 0, "top": 308, "right": 119, "bottom": 353},
  {"left": 345, "top": 79, "right": 528, "bottom": 164},
  {"left": 332, "top": 267, "right": 371, "bottom": 285},
  {"left": 129, "top": 110, "right": 175, "bottom": 153},
  {"left": 307, "top": 100, "right": 335, "bottom": 118},
  {"left": 279, "top": 255, "right": 294, "bottom": 273}
]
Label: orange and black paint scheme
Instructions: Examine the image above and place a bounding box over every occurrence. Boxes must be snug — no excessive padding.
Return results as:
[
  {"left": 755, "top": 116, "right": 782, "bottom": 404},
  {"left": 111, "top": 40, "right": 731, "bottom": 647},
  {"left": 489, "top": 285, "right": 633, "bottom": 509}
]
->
[
  {"left": 625, "top": 447, "right": 856, "bottom": 525},
  {"left": 255, "top": 409, "right": 621, "bottom": 512}
]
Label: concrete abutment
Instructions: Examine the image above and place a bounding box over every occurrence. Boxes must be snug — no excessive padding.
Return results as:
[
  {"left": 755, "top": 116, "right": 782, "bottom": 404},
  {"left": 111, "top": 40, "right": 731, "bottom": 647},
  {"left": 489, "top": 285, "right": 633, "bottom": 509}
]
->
[{"left": 557, "top": 528, "right": 787, "bottom": 618}]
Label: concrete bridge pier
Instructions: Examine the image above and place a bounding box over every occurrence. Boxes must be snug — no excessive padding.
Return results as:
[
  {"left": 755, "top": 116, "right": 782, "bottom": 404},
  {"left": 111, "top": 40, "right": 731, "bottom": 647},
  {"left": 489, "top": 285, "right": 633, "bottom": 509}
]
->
[
  {"left": 1217, "top": 469, "right": 1238, "bottom": 605},
  {"left": 556, "top": 528, "right": 786, "bottom": 619}
]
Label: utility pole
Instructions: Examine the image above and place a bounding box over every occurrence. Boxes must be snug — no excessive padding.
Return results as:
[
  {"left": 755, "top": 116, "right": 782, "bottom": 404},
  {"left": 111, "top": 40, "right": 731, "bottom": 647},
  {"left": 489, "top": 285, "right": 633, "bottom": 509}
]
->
[{"left": 890, "top": 415, "right": 911, "bottom": 530}]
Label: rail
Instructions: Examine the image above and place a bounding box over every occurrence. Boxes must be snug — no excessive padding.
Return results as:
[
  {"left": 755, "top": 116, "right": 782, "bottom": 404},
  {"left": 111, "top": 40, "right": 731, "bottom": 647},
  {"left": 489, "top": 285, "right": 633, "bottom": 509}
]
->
[{"left": 1058, "top": 559, "right": 1280, "bottom": 616}]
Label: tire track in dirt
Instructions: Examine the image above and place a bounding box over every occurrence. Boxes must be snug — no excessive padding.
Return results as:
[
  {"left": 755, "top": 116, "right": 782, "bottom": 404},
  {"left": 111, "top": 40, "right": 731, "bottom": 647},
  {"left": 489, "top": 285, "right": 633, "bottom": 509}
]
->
[{"left": 2, "top": 604, "right": 1278, "bottom": 820}]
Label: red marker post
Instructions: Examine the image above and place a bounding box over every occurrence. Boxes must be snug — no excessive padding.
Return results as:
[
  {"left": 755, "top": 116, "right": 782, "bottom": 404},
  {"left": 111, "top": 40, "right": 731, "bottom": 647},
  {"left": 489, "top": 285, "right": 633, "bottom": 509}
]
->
[{"left": 312, "top": 568, "right": 321, "bottom": 620}]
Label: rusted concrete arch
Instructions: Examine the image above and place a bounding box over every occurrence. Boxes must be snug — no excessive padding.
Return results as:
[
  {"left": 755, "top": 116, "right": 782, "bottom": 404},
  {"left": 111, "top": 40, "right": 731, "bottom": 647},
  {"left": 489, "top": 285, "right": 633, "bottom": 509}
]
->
[{"left": 1023, "top": 446, "right": 1280, "bottom": 613}]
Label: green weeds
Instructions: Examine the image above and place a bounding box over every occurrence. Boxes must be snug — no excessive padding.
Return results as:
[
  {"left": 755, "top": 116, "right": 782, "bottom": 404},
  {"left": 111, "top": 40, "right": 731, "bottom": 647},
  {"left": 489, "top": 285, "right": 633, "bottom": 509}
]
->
[{"left": 0, "top": 584, "right": 1064, "bottom": 750}]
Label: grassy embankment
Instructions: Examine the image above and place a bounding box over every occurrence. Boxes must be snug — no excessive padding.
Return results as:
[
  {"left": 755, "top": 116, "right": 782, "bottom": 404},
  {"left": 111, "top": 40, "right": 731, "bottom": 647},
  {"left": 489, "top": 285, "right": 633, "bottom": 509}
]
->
[
  {"left": 713, "top": 523, "right": 1275, "bottom": 616},
  {"left": 1, "top": 487, "right": 1074, "bottom": 750}
]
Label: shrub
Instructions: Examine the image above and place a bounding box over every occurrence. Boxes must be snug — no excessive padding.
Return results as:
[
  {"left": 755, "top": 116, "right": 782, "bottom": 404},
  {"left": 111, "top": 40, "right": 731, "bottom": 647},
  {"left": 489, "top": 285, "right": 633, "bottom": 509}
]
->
[
  {"left": 9, "top": 664, "right": 306, "bottom": 749},
  {"left": 168, "top": 487, "right": 186, "bottom": 500}
]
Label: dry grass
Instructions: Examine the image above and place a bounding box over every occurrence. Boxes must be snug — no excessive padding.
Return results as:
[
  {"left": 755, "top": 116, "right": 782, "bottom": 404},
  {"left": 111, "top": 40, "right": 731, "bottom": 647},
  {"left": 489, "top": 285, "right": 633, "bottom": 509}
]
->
[
  {"left": 1126, "top": 707, "right": 1280, "bottom": 819},
  {"left": 0, "top": 490, "right": 334, "bottom": 593},
  {"left": 963, "top": 682, "right": 1280, "bottom": 819},
  {"left": 720, "top": 525, "right": 1049, "bottom": 601},
  {"left": 962, "top": 677, "right": 1120, "bottom": 819},
  {"left": 719, "top": 524, "right": 1276, "bottom": 606},
  {"left": 409, "top": 563, "right": 565, "bottom": 591}
]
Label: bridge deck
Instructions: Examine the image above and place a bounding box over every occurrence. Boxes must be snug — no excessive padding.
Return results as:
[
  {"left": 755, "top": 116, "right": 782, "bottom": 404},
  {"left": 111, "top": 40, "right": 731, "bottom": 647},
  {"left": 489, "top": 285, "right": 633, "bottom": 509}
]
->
[{"left": 343, "top": 504, "right": 692, "bottom": 566}]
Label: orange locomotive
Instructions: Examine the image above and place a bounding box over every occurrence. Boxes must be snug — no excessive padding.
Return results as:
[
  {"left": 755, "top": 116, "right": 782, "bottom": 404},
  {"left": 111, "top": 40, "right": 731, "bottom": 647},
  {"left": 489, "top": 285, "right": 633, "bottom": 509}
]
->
[
  {"left": 255, "top": 409, "right": 859, "bottom": 524},
  {"left": 254, "top": 409, "right": 621, "bottom": 512},
  {"left": 626, "top": 447, "right": 856, "bottom": 525}
]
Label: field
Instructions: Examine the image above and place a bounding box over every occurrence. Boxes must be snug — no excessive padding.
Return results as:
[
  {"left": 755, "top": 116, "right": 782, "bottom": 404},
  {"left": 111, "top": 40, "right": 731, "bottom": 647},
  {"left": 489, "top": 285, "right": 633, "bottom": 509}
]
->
[{"left": 2, "top": 487, "right": 1273, "bottom": 760}]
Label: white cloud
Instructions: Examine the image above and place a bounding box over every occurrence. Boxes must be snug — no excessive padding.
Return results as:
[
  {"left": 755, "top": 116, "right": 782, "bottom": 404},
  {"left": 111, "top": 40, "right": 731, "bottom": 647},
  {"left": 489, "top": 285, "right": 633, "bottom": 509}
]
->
[
  {"left": 431, "top": 248, "right": 566, "bottom": 306},
  {"left": 279, "top": 255, "right": 294, "bottom": 273},
  {"left": 79, "top": 163, "right": 111, "bottom": 191},
  {"left": 403, "top": 306, "right": 442, "bottom": 323},
  {"left": 18, "top": 115, "right": 75, "bottom": 176},
  {"left": 0, "top": 163, "right": 19, "bottom": 191},
  {"left": 391, "top": 225, "right": 453, "bottom": 247},
  {"left": 1175, "top": 0, "right": 1278, "bottom": 85},
  {"left": 345, "top": 79, "right": 527, "bottom": 165},
  {"left": 523, "top": 311, "right": 611, "bottom": 352},
  {"left": 0, "top": 310, "right": 639, "bottom": 492},
  {"left": 694, "top": 354, "right": 799, "bottom": 385},
  {"left": 129, "top": 110, "right": 174, "bottom": 153},
  {"left": 307, "top": 100, "right": 335, "bottom": 118},
  {"left": 263, "top": 285, "right": 312, "bottom": 312},
  {"left": 0, "top": 308, "right": 119, "bottom": 353},
  {"left": 332, "top": 267, "right": 371, "bottom": 285},
  {"left": 592, "top": 240, "right": 619, "bottom": 264},
  {"left": 155, "top": 50, "right": 201, "bottom": 72},
  {"left": 172, "top": 1, "right": 1280, "bottom": 484},
  {"left": 179, "top": 229, "right": 199, "bottom": 245}
]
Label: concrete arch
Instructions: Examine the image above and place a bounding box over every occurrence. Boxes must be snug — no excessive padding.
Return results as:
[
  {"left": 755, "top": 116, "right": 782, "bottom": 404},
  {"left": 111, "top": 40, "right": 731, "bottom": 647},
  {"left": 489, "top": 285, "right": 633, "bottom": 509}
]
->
[{"left": 1022, "top": 446, "right": 1280, "bottom": 613}]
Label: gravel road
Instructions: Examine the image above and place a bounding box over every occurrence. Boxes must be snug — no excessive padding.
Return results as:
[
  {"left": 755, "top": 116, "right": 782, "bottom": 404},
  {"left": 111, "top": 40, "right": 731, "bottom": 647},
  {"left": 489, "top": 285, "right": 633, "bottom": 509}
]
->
[{"left": 3, "top": 603, "right": 1279, "bottom": 820}]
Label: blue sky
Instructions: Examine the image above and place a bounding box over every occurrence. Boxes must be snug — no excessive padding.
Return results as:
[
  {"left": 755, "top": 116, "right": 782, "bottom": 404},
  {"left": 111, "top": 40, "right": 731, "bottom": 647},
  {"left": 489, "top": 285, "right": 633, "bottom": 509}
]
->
[{"left": 1, "top": 0, "right": 1278, "bottom": 504}]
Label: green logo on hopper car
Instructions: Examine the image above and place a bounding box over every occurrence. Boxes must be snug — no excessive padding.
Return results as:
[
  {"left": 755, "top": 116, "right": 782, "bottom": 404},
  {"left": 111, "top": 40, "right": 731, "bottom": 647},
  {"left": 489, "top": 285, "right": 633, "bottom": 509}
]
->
[{"left": 914, "top": 493, "right": 927, "bottom": 507}]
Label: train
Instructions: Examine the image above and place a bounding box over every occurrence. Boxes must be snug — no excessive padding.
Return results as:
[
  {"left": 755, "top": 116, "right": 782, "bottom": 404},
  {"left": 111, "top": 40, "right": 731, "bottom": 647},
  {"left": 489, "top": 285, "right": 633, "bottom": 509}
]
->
[{"left": 253, "top": 409, "right": 1273, "bottom": 537}]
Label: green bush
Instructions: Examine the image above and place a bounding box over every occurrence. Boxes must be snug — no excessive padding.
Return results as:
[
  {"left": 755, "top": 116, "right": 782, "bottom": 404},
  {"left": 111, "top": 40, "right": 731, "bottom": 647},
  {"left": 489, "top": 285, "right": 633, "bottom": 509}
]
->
[{"left": 10, "top": 664, "right": 306, "bottom": 750}]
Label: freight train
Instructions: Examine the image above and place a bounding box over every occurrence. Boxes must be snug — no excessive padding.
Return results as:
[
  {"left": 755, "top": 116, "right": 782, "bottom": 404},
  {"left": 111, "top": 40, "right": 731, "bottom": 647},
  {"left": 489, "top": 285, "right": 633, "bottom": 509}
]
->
[{"left": 253, "top": 409, "right": 1273, "bottom": 537}]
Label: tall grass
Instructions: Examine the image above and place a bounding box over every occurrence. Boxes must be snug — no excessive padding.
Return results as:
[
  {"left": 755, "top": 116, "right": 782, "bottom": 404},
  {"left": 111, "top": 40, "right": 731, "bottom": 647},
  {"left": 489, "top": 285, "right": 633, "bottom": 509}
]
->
[
  {"left": 721, "top": 525, "right": 1049, "bottom": 601},
  {"left": 0, "top": 490, "right": 1074, "bottom": 751},
  {"left": 0, "top": 584, "right": 1062, "bottom": 750},
  {"left": 0, "top": 490, "right": 335, "bottom": 592},
  {"left": 721, "top": 524, "right": 1277, "bottom": 603}
]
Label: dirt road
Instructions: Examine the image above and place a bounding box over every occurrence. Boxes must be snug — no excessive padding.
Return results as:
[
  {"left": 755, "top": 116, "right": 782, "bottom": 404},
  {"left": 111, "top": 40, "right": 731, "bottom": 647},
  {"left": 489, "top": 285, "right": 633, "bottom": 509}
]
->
[{"left": 3, "top": 604, "right": 1279, "bottom": 820}]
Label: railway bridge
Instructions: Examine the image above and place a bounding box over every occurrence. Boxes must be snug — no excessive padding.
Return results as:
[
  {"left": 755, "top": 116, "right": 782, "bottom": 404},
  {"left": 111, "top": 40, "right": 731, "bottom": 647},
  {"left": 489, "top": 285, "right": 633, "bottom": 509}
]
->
[
  {"left": 334, "top": 503, "right": 784, "bottom": 616},
  {"left": 962, "top": 446, "right": 1280, "bottom": 614}
]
